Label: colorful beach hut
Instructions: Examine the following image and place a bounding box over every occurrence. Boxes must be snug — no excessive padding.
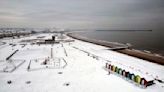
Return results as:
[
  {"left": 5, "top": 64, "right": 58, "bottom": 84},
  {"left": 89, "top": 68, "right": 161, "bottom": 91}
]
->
[
  {"left": 125, "top": 71, "right": 129, "bottom": 78},
  {"left": 122, "top": 70, "right": 126, "bottom": 76},
  {"left": 140, "top": 78, "right": 154, "bottom": 87},
  {"left": 118, "top": 68, "right": 123, "bottom": 75},
  {"left": 116, "top": 68, "right": 119, "bottom": 74},
  {"left": 135, "top": 75, "right": 141, "bottom": 84},
  {"left": 129, "top": 73, "right": 135, "bottom": 81},
  {"left": 127, "top": 72, "right": 131, "bottom": 79},
  {"left": 141, "top": 78, "right": 147, "bottom": 87},
  {"left": 104, "top": 63, "right": 154, "bottom": 88},
  {"left": 116, "top": 67, "right": 120, "bottom": 74},
  {"left": 115, "top": 66, "right": 118, "bottom": 72},
  {"left": 112, "top": 65, "right": 116, "bottom": 72}
]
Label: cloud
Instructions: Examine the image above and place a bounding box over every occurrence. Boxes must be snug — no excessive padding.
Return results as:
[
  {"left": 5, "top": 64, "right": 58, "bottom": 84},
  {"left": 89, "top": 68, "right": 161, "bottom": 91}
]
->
[{"left": 0, "top": 0, "right": 164, "bottom": 30}]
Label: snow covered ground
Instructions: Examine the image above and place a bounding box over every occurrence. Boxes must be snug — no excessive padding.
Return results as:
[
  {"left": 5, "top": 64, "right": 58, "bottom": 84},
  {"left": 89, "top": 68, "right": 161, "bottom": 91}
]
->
[{"left": 0, "top": 33, "right": 164, "bottom": 92}]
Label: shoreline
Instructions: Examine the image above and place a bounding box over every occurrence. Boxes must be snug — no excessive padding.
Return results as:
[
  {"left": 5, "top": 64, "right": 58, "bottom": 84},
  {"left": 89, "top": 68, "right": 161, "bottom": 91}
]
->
[{"left": 67, "top": 33, "right": 164, "bottom": 65}]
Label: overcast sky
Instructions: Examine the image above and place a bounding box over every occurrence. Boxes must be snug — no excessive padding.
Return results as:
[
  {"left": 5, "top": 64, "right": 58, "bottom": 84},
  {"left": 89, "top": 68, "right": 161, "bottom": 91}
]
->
[{"left": 0, "top": 0, "right": 164, "bottom": 30}]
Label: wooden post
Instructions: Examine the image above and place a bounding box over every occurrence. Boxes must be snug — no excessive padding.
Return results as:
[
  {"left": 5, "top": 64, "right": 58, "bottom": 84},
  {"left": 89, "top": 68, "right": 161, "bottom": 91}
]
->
[
  {"left": 27, "top": 60, "right": 31, "bottom": 71},
  {"left": 51, "top": 48, "right": 53, "bottom": 59}
]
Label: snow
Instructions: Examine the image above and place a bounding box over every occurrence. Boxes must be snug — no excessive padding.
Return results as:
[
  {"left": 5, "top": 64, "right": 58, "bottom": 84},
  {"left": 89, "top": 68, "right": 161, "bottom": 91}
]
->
[
  {"left": 0, "top": 33, "right": 164, "bottom": 92},
  {"left": 71, "top": 40, "right": 164, "bottom": 80}
]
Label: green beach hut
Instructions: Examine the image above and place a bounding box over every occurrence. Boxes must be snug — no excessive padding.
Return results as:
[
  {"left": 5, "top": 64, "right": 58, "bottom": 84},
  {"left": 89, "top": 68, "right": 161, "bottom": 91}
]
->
[
  {"left": 135, "top": 75, "right": 141, "bottom": 84},
  {"left": 116, "top": 67, "right": 120, "bottom": 74}
]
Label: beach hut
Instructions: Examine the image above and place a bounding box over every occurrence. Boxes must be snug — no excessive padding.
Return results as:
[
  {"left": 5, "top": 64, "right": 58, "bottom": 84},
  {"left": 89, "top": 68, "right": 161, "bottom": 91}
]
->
[
  {"left": 118, "top": 68, "right": 123, "bottom": 75},
  {"left": 140, "top": 78, "right": 154, "bottom": 87},
  {"left": 129, "top": 73, "right": 135, "bottom": 81},
  {"left": 125, "top": 71, "right": 129, "bottom": 78},
  {"left": 135, "top": 75, "right": 141, "bottom": 84},
  {"left": 117, "top": 68, "right": 121, "bottom": 74},
  {"left": 122, "top": 70, "right": 129, "bottom": 77},
  {"left": 122, "top": 70, "right": 126, "bottom": 76},
  {"left": 141, "top": 78, "right": 147, "bottom": 87},
  {"left": 127, "top": 72, "right": 131, "bottom": 79},
  {"left": 104, "top": 63, "right": 154, "bottom": 88},
  {"left": 116, "top": 67, "right": 120, "bottom": 74},
  {"left": 111, "top": 65, "right": 113, "bottom": 71},
  {"left": 108, "top": 64, "right": 112, "bottom": 70},
  {"left": 112, "top": 65, "right": 116, "bottom": 72},
  {"left": 115, "top": 66, "right": 118, "bottom": 72}
]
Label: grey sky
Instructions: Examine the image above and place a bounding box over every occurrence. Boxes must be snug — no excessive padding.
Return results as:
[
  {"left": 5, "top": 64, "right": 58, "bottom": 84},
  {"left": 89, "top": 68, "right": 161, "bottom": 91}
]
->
[{"left": 0, "top": 0, "right": 164, "bottom": 30}]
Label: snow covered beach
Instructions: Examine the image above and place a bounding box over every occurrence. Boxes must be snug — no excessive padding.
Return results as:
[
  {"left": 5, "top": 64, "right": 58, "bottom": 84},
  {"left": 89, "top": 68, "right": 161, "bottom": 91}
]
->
[
  {"left": 67, "top": 33, "right": 164, "bottom": 65},
  {"left": 0, "top": 33, "right": 164, "bottom": 92}
]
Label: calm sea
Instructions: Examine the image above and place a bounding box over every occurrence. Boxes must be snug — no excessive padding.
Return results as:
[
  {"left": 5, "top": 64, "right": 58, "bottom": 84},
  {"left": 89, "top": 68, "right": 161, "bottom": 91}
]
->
[{"left": 77, "top": 30, "right": 164, "bottom": 55}]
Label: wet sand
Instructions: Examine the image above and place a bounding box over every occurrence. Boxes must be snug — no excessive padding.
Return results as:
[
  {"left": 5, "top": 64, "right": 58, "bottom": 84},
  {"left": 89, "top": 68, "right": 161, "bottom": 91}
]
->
[{"left": 67, "top": 33, "right": 164, "bottom": 65}]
